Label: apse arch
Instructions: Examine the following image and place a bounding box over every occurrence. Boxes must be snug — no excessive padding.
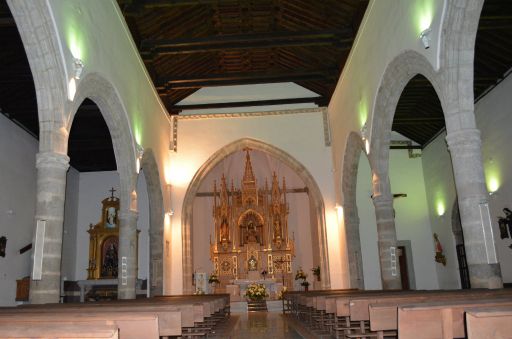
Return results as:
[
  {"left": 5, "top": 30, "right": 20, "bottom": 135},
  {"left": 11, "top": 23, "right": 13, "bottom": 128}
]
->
[
  {"left": 139, "top": 148, "right": 164, "bottom": 296},
  {"left": 369, "top": 51, "right": 443, "bottom": 179},
  {"left": 181, "top": 138, "right": 330, "bottom": 293},
  {"left": 341, "top": 131, "right": 369, "bottom": 288}
]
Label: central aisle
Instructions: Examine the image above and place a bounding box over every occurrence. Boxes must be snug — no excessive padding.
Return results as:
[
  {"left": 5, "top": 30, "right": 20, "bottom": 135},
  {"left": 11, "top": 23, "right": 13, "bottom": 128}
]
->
[{"left": 212, "top": 312, "right": 304, "bottom": 338}]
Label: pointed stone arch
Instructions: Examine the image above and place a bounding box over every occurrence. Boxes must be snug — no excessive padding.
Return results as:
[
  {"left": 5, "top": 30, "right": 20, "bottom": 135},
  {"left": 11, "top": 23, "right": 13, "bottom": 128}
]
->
[
  {"left": 369, "top": 51, "right": 442, "bottom": 179},
  {"left": 7, "top": 0, "right": 68, "bottom": 153},
  {"left": 70, "top": 73, "right": 139, "bottom": 298},
  {"left": 181, "top": 138, "right": 330, "bottom": 293},
  {"left": 139, "top": 148, "right": 164, "bottom": 296},
  {"left": 341, "top": 131, "right": 368, "bottom": 288}
]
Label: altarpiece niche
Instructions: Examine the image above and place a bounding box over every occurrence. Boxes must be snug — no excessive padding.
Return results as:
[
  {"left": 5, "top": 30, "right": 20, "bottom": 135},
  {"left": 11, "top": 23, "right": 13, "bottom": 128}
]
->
[
  {"left": 210, "top": 149, "right": 295, "bottom": 289},
  {"left": 86, "top": 189, "right": 138, "bottom": 280}
]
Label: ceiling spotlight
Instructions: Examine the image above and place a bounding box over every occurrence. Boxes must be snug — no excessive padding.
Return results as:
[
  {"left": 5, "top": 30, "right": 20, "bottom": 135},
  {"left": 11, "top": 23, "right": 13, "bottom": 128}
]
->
[
  {"left": 419, "top": 28, "right": 432, "bottom": 49},
  {"left": 73, "top": 57, "right": 84, "bottom": 79}
]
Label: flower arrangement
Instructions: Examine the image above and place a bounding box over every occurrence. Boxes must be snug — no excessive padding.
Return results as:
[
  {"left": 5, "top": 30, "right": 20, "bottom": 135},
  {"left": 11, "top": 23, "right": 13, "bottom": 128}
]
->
[
  {"left": 295, "top": 267, "right": 307, "bottom": 281},
  {"left": 245, "top": 283, "right": 268, "bottom": 301},
  {"left": 295, "top": 267, "right": 309, "bottom": 291},
  {"left": 311, "top": 266, "right": 321, "bottom": 281},
  {"left": 208, "top": 273, "right": 220, "bottom": 284},
  {"left": 277, "top": 286, "right": 288, "bottom": 300}
]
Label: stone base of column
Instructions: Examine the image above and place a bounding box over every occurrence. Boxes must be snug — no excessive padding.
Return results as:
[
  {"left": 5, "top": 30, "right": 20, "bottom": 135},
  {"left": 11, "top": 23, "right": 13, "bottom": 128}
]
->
[
  {"left": 469, "top": 263, "right": 503, "bottom": 289},
  {"left": 382, "top": 277, "right": 402, "bottom": 290}
]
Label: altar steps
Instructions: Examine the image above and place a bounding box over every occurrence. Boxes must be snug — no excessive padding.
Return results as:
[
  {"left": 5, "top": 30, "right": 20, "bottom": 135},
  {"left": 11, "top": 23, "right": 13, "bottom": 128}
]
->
[{"left": 247, "top": 300, "right": 268, "bottom": 312}]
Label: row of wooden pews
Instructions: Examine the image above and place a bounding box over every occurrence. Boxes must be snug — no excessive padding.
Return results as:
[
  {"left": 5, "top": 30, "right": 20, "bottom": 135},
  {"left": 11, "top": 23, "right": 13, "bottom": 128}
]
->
[
  {"left": 284, "top": 288, "right": 512, "bottom": 338},
  {"left": 0, "top": 294, "right": 230, "bottom": 338}
]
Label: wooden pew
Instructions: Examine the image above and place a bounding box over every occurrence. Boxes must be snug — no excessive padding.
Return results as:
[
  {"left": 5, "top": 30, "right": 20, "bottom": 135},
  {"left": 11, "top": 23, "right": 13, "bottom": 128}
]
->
[
  {"left": 11, "top": 295, "right": 230, "bottom": 337},
  {"left": 2, "top": 302, "right": 187, "bottom": 336},
  {"left": 366, "top": 289, "right": 512, "bottom": 339},
  {"left": 398, "top": 298, "right": 512, "bottom": 339},
  {"left": 0, "top": 311, "right": 160, "bottom": 339},
  {"left": 466, "top": 306, "right": 512, "bottom": 339},
  {"left": 0, "top": 323, "right": 118, "bottom": 339}
]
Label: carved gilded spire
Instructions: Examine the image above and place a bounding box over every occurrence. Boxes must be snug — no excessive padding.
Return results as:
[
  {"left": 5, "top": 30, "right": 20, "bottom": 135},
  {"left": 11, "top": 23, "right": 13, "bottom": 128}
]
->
[{"left": 241, "top": 147, "right": 257, "bottom": 205}]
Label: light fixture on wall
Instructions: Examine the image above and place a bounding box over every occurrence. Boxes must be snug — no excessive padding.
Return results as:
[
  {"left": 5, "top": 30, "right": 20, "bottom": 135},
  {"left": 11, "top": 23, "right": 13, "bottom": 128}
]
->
[
  {"left": 419, "top": 28, "right": 432, "bottom": 49},
  {"left": 335, "top": 204, "right": 343, "bottom": 223},
  {"left": 136, "top": 144, "right": 144, "bottom": 173},
  {"left": 73, "top": 57, "right": 84, "bottom": 79},
  {"left": 166, "top": 184, "right": 174, "bottom": 216},
  {"left": 360, "top": 122, "right": 370, "bottom": 154}
]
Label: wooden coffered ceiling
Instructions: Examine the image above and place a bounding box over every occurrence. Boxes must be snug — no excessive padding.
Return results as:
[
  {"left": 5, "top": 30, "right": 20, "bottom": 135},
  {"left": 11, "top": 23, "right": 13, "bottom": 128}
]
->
[
  {"left": 0, "top": 0, "right": 511, "bottom": 171},
  {"left": 118, "top": 0, "right": 368, "bottom": 113}
]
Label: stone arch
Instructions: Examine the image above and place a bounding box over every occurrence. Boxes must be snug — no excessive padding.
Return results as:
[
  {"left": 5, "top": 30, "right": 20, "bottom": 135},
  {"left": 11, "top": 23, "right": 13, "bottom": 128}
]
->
[
  {"left": 69, "top": 73, "right": 139, "bottom": 298},
  {"left": 7, "top": 0, "right": 69, "bottom": 153},
  {"left": 369, "top": 51, "right": 442, "bottom": 180},
  {"left": 439, "top": 0, "right": 484, "bottom": 125},
  {"left": 181, "top": 138, "right": 330, "bottom": 293},
  {"left": 341, "top": 131, "right": 368, "bottom": 288},
  {"left": 70, "top": 73, "right": 137, "bottom": 203},
  {"left": 139, "top": 149, "right": 164, "bottom": 296}
]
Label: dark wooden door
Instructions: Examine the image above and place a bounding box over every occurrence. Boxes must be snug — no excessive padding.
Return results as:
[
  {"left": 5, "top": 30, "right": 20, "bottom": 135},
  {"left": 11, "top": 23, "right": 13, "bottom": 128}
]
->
[
  {"left": 456, "top": 244, "right": 471, "bottom": 289},
  {"left": 398, "top": 246, "right": 410, "bottom": 290}
]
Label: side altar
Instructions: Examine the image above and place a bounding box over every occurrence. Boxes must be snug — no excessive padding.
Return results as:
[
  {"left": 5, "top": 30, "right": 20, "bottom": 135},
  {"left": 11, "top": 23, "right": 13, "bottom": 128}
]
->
[{"left": 210, "top": 149, "right": 295, "bottom": 293}]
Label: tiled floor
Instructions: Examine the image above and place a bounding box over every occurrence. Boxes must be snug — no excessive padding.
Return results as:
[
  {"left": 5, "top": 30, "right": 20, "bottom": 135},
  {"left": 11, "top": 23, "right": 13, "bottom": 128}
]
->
[{"left": 212, "top": 312, "right": 304, "bottom": 338}]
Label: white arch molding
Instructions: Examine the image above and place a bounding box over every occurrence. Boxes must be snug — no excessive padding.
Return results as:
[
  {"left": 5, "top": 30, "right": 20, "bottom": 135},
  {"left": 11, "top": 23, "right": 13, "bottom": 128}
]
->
[{"left": 181, "top": 138, "right": 331, "bottom": 293}]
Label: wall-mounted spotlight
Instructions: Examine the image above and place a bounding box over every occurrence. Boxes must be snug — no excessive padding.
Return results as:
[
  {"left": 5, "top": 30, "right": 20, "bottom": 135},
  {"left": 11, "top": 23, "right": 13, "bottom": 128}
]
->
[
  {"left": 166, "top": 184, "right": 173, "bottom": 216},
  {"left": 73, "top": 57, "right": 84, "bottom": 79},
  {"left": 136, "top": 143, "right": 144, "bottom": 160},
  {"left": 419, "top": 28, "right": 432, "bottom": 49}
]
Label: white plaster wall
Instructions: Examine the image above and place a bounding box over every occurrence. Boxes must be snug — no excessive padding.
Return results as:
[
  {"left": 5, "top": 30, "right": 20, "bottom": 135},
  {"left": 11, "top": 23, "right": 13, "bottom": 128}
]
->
[
  {"left": 0, "top": 114, "right": 38, "bottom": 306},
  {"left": 329, "top": 0, "right": 445, "bottom": 209},
  {"left": 358, "top": 145, "right": 438, "bottom": 290},
  {"left": 421, "top": 131, "right": 460, "bottom": 289},
  {"left": 423, "top": 75, "right": 512, "bottom": 285},
  {"left": 169, "top": 109, "right": 345, "bottom": 293},
  {"left": 70, "top": 171, "right": 149, "bottom": 281},
  {"left": 61, "top": 167, "right": 80, "bottom": 281},
  {"left": 47, "top": 0, "right": 172, "bottom": 285}
]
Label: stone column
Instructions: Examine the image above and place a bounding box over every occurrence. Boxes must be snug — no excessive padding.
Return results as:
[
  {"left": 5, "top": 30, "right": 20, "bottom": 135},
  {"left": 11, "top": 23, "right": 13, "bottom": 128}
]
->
[
  {"left": 344, "top": 210, "right": 364, "bottom": 289},
  {"left": 372, "top": 193, "right": 402, "bottom": 289},
  {"left": 29, "top": 152, "right": 69, "bottom": 304},
  {"left": 117, "top": 208, "right": 139, "bottom": 299},
  {"left": 446, "top": 128, "right": 503, "bottom": 288}
]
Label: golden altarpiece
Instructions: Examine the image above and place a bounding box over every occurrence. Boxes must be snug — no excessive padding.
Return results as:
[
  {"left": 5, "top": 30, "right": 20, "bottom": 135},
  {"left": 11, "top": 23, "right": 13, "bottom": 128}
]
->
[
  {"left": 210, "top": 149, "right": 295, "bottom": 288},
  {"left": 86, "top": 189, "right": 121, "bottom": 280}
]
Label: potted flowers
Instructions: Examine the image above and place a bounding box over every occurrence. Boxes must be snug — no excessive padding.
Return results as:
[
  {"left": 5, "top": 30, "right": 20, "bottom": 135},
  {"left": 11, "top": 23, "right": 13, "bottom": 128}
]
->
[
  {"left": 295, "top": 267, "right": 309, "bottom": 291},
  {"left": 208, "top": 273, "right": 220, "bottom": 286},
  {"left": 245, "top": 283, "right": 268, "bottom": 301},
  {"left": 311, "top": 266, "right": 321, "bottom": 281}
]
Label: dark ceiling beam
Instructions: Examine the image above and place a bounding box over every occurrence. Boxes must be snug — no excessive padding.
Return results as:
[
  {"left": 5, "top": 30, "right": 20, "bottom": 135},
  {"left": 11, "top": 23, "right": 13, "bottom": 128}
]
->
[
  {"left": 168, "top": 96, "right": 325, "bottom": 113},
  {"left": 140, "top": 31, "right": 352, "bottom": 58},
  {"left": 122, "top": 0, "right": 230, "bottom": 13},
  {"left": 156, "top": 69, "right": 338, "bottom": 90},
  {"left": 393, "top": 117, "right": 445, "bottom": 125}
]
